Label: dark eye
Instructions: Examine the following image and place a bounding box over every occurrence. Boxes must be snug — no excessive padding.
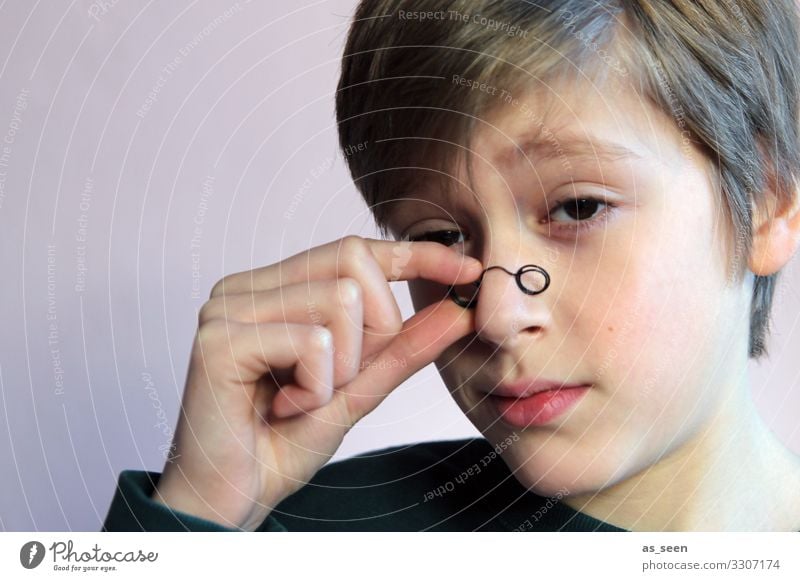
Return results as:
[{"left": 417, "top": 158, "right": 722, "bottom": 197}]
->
[
  {"left": 545, "top": 194, "right": 619, "bottom": 235},
  {"left": 407, "top": 230, "right": 465, "bottom": 246},
  {"left": 552, "top": 197, "right": 605, "bottom": 222}
]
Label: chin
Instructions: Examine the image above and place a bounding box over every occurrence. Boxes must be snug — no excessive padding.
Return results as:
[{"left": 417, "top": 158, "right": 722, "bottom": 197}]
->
[{"left": 498, "top": 439, "right": 625, "bottom": 499}]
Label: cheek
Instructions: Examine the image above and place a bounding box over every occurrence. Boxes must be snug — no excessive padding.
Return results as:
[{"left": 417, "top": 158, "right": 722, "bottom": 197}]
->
[{"left": 586, "top": 208, "right": 728, "bottom": 408}]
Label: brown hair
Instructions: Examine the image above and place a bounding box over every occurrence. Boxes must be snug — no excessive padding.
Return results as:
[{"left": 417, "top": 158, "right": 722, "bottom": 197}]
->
[{"left": 334, "top": 0, "right": 800, "bottom": 360}]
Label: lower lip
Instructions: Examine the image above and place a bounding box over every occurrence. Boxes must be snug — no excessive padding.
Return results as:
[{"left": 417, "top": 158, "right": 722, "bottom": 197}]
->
[{"left": 487, "top": 385, "right": 591, "bottom": 428}]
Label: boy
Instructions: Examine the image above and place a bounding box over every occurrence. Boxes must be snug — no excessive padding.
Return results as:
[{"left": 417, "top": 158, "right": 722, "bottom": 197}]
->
[{"left": 103, "top": 0, "right": 800, "bottom": 531}]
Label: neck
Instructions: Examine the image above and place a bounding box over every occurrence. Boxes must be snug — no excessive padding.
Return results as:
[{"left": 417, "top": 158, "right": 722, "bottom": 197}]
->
[{"left": 562, "top": 368, "right": 800, "bottom": 531}]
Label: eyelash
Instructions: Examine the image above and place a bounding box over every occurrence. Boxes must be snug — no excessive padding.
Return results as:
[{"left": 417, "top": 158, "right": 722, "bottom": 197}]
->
[
  {"left": 545, "top": 194, "right": 616, "bottom": 234},
  {"left": 403, "top": 194, "right": 616, "bottom": 245}
]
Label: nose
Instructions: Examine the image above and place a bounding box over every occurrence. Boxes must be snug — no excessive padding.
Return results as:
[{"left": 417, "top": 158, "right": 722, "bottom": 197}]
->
[{"left": 472, "top": 253, "right": 554, "bottom": 349}]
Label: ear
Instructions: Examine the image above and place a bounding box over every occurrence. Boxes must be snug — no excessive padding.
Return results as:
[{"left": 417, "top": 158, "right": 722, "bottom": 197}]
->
[{"left": 748, "top": 181, "right": 800, "bottom": 276}]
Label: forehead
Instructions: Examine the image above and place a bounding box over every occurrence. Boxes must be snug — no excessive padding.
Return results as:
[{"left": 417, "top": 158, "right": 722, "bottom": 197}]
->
[
  {"left": 399, "top": 76, "right": 682, "bottom": 203},
  {"left": 471, "top": 77, "right": 669, "bottom": 173}
]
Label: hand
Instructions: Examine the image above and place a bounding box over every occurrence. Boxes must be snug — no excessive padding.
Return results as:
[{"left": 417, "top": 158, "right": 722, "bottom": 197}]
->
[{"left": 151, "top": 235, "right": 482, "bottom": 530}]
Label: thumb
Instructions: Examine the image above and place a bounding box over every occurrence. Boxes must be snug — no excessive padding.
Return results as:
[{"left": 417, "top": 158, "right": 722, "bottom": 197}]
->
[{"left": 338, "top": 298, "right": 475, "bottom": 424}]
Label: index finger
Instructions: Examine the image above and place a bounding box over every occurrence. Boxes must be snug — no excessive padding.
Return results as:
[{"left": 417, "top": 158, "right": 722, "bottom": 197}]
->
[
  {"left": 211, "top": 236, "right": 482, "bottom": 333},
  {"left": 212, "top": 236, "right": 483, "bottom": 294}
]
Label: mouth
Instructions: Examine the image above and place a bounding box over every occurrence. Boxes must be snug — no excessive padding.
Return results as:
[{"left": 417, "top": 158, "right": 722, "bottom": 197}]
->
[
  {"left": 490, "top": 378, "right": 590, "bottom": 398},
  {"left": 483, "top": 381, "right": 592, "bottom": 428}
]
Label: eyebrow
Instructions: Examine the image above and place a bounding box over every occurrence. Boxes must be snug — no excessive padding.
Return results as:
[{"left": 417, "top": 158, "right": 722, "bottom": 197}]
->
[
  {"left": 498, "top": 130, "right": 645, "bottom": 168},
  {"left": 384, "top": 131, "right": 644, "bottom": 236}
]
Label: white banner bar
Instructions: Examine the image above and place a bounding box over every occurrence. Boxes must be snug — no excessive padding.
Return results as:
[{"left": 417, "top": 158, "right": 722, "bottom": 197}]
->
[{"left": 1, "top": 532, "right": 798, "bottom": 580}]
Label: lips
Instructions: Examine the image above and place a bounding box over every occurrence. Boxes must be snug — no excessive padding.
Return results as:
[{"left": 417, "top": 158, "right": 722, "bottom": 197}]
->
[
  {"left": 489, "top": 378, "right": 591, "bottom": 399},
  {"left": 479, "top": 379, "right": 591, "bottom": 428}
]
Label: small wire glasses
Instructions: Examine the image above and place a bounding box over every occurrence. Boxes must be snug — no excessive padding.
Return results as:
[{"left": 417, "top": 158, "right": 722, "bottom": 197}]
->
[{"left": 448, "top": 264, "right": 550, "bottom": 309}]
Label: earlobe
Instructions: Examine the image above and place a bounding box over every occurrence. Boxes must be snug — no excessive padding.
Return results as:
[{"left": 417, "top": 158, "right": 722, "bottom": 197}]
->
[{"left": 748, "top": 191, "right": 800, "bottom": 276}]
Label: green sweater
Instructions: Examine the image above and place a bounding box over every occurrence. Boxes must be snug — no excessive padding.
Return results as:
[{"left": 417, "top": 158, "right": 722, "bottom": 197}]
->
[{"left": 102, "top": 437, "right": 629, "bottom": 532}]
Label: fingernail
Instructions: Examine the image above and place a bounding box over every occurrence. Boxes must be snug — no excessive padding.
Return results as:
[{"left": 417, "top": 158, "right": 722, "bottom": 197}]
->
[{"left": 465, "top": 256, "right": 482, "bottom": 268}]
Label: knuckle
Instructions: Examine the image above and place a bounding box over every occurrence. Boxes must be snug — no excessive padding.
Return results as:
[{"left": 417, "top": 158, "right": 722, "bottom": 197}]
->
[
  {"left": 317, "top": 382, "right": 335, "bottom": 407},
  {"left": 209, "top": 276, "right": 230, "bottom": 298},
  {"left": 194, "top": 319, "right": 231, "bottom": 352},
  {"left": 308, "top": 325, "right": 333, "bottom": 352},
  {"left": 336, "top": 277, "right": 362, "bottom": 309},
  {"left": 340, "top": 234, "right": 364, "bottom": 249},
  {"left": 339, "top": 235, "right": 368, "bottom": 265},
  {"left": 197, "top": 299, "right": 221, "bottom": 325},
  {"left": 383, "top": 312, "right": 404, "bottom": 335},
  {"left": 368, "top": 303, "right": 403, "bottom": 336}
]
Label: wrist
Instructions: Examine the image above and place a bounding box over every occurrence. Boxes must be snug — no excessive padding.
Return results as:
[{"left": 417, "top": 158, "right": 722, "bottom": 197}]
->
[{"left": 151, "top": 473, "right": 273, "bottom": 531}]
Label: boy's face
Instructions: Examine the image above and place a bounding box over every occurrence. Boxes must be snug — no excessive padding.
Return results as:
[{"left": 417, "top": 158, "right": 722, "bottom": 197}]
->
[{"left": 388, "top": 75, "right": 754, "bottom": 498}]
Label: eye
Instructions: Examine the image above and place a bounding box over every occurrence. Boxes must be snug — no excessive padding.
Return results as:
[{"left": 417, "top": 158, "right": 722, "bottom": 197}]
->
[
  {"left": 547, "top": 194, "right": 617, "bottom": 233},
  {"left": 405, "top": 229, "right": 465, "bottom": 246}
]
